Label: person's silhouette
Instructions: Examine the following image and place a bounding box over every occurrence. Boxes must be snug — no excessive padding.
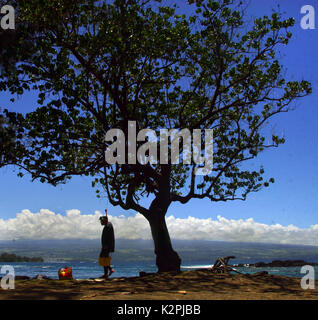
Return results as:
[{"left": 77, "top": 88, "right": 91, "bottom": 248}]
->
[{"left": 99, "top": 210, "right": 115, "bottom": 278}]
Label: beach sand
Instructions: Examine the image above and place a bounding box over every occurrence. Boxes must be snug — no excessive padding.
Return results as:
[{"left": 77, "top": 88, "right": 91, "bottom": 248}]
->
[{"left": 0, "top": 269, "right": 317, "bottom": 300}]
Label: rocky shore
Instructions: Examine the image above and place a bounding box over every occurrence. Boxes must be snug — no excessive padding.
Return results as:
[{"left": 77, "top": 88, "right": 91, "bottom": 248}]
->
[{"left": 234, "top": 259, "right": 318, "bottom": 268}]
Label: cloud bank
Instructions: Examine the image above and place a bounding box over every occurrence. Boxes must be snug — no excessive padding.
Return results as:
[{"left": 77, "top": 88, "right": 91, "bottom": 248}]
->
[{"left": 0, "top": 209, "right": 318, "bottom": 246}]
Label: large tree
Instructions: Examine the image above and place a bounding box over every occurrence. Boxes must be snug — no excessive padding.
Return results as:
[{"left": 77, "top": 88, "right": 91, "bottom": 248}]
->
[{"left": 0, "top": 0, "right": 311, "bottom": 272}]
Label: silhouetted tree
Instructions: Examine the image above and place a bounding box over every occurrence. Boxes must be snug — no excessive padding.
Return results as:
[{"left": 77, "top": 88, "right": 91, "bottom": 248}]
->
[{"left": 0, "top": 0, "right": 311, "bottom": 271}]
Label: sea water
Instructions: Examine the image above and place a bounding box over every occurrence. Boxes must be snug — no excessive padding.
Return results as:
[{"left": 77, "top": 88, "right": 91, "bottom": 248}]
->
[
  {"left": 3, "top": 261, "right": 318, "bottom": 279},
  {"left": 5, "top": 261, "right": 157, "bottom": 279}
]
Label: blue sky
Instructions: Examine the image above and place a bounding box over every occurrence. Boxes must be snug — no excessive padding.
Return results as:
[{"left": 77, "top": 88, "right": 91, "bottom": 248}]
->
[{"left": 0, "top": 0, "right": 317, "bottom": 241}]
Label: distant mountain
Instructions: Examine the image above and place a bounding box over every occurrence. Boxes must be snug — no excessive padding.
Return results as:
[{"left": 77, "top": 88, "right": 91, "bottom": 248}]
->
[{"left": 1, "top": 239, "right": 318, "bottom": 264}]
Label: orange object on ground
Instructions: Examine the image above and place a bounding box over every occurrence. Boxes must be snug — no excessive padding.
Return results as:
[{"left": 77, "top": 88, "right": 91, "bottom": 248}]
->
[{"left": 58, "top": 267, "right": 73, "bottom": 280}]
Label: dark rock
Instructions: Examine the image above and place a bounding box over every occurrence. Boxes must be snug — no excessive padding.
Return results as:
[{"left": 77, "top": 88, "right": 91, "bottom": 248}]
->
[
  {"left": 252, "top": 271, "right": 269, "bottom": 276},
  {"left": 32, "top": 274, "right": 51, "bottom": 280},
  {"left": 15, "top": 275, "right": 30, "bottom": 280},
  {"left": 254, "top": 262, "right": 267, "bottom": 267},
  {"left": 240, "top": 260, "right": 318, "bottom": 268},
  {"left": 139, "top": 271, "right": 156, "bottom": 277}
]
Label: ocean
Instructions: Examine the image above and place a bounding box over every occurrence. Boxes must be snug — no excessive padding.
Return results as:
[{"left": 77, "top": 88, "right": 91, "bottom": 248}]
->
[{"left": 3, "top": 261, "right": 318, "bottom": 280}]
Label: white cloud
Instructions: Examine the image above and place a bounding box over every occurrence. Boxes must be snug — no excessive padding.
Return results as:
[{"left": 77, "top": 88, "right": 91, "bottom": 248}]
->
[{"left": 0, "top": 209, "right": 318, "bottom": 246}]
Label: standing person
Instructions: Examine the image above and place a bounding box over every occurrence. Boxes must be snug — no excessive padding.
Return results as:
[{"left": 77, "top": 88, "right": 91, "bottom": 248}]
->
[{"left": 99, "top": 210, "right": 115, "bottom": 278}]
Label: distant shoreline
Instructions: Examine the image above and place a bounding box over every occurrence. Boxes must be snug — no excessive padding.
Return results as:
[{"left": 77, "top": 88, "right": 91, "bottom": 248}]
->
[
  {"left": 0, "top": 252, "right": 44, "bottom": 262},
  {"left": 2, "top": 239, "right": 318, "bottom": 266}
]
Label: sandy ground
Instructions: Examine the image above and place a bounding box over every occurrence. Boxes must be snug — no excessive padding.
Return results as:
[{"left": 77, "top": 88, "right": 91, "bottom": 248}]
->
[{"left": 0, "top": 269, "right": 317, "bottom": 300}]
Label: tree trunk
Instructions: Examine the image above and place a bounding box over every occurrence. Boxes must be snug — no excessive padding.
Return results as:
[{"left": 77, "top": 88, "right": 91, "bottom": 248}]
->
[{"left": 147, "top": 211, "right": 181, "bottom": 273}]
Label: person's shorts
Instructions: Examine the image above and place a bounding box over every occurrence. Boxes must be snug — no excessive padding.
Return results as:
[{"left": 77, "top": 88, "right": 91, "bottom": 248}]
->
[
  {"left": 99, "top": 248, "right": 111, "bottom": 266},
  {"left": 98, "top": 256, "right": 112, "bottom": 267}
]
